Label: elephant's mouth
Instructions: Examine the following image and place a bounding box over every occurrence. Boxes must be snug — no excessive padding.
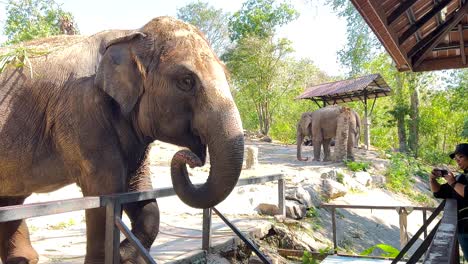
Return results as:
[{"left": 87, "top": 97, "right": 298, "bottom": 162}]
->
[{"left": 188, "top": 134, "right": 207, "bottom": 167}]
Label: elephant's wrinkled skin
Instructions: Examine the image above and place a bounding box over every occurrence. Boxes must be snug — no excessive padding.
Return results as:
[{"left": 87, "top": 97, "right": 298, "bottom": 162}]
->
[
  {"left": 0, "top": 17, "right": 244, "bottom": 264},
  {"left": 296, "top": 106, "right": 360, "bottom": 162},
  {"left": 296, "top": 112, "right": 314, "bottom": 161}
]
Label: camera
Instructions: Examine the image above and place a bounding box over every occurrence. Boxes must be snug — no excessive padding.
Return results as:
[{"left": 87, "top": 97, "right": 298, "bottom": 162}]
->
[{"left": 434, "top": 168, "right": 448, "bottom": 176}]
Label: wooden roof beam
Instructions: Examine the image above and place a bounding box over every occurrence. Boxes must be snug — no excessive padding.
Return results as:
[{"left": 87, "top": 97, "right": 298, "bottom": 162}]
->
[
  {"left": 459, "top": 24, "right": 467, "bottom": 65},
  {"left": 410, "top": 1, "right": 468, "bottom": 68},
  {"left": 399, "top": 0, "right": 452, "bottom": 45},
  {"left": 388, "top": 0, "right": 419, "bottom": 25}
]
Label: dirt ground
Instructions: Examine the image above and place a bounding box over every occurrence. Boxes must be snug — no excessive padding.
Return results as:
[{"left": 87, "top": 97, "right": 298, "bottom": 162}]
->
[{"left": 16, "top": 138, "right": 440, "bottom": 263}]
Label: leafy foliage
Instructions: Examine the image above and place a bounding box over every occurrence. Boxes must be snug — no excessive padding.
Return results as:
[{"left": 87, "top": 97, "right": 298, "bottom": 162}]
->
[
  {"left": 224, "top": 0, "right": 324, "bottom": 137},
  {"left": 0, "top": 45, "right": 50, "bottom": 75},
  {"left": 228, "top": 0, "right": 299, "bottom": 41},
  {"left": 302, "top": 251, "right": 318, "bottom": 264},
  {"left": 326, "top": 0, "right": 381, "bottom": 77},
  {"left": 345, "top": 161, "right": 370, "bottom": 172},
  {"left": 360, "top": 243, "right": 400, "bottom": 258},
  {"left": 384, "top": 152, "right": 433, "bottom": 205},
  {"left": 176, "top": 1, "right": 231, "bottom": 56},
  {"left": 3, "top": 0, "right": 78, "bottom": 45}
]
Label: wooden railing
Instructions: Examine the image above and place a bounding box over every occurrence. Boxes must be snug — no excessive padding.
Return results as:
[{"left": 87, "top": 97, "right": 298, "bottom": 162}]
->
[
  {"left": 0, "top": 174, "right": 285, "bottom": 264},
  {"left": 322, "top": 199, "right": 459, "bottom": 263}
]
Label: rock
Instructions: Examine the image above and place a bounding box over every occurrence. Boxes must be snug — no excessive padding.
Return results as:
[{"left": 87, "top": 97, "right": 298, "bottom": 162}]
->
[
  {"left": 260, "top": 136, "right": 272, "bottom": 143},
  {"left": 322, "top": 179, "right": 347, "bottom": 199},
  {"left": 371, "top": 174, "right": 386, "bottom": 186},
  {"left": 207, "top": 254, "right": 231, "bottom": 264},
  {"left": 372, "top": 159, "right": 389, "bottom": 172},
  {"left": 274, "top": 215, "right": 286, "bottom": 222},
  {"left": 354, "top": 171, "right": 372, "bottom": 186},
  {"left": 321, "top": 170, "right": 337, "bottom": 181},
  {"left": 256, "top": 203, "right": 279, "bottom": 216},
  {"left": 245, "top": 146, "right": 259, "bottom": 169},
  {"left": 285, "top": 186, "right": 321, "bottom": 208},
  {"left": 285, "top": 200, "right": 307, "bottom": 219}
]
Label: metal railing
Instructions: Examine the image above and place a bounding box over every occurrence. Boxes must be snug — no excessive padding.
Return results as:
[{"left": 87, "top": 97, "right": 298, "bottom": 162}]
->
[{"left": 0, "top": 174, "right": 285, "bottom": 264}]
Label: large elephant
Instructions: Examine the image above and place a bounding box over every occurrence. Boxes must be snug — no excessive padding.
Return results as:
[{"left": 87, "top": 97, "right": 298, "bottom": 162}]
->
[
  {"left": 0, "top": 17, "right": 244, "bottom": 264},
  {"left": 296, "top": 105, "right": 360, "bottom": 162},
  {"left": 296, "top": 112, "right": 314, "bottom": 161}
]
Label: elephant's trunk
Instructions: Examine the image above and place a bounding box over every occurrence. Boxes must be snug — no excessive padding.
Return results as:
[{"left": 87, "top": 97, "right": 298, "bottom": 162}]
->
[
  {"left": 297, "top": 125, "right": 308, "bottom": 161},
  {"left": 170, "top": 109, "right": 244, "bottom": 209}
]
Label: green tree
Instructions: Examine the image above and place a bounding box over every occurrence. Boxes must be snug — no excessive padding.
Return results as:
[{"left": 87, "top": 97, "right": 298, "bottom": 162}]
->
[
  {"left": 226, "top": 36, "right": 294, "bottom": 135},
  {"left": 3, "top": 0, "right": 78, "bottom": 45},
  {"left": 228, "top": 0, "right": 298, "bottom": 41},
  {"left": 326, "top": 0, "right": 380, "bottom": 77},
  {"left": 225, "top": 0, "right": 300, "bottom": 136},
  {"left": 176, "top": 1, "right": 230, "bottom": 56}
]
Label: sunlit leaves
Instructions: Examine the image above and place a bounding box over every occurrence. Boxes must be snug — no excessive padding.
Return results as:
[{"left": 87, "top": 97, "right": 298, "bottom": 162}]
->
[
  {"left": 176, "top": 1, "right": 231, "bottom": 56},
  {"left": 3, "top": 0, "right": 78, "bottom": 45},
  {"left": 228, "top": 0, "right": 299, "bottom": 41}
]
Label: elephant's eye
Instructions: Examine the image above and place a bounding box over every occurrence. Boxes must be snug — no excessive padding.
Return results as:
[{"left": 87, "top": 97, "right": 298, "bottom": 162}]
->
[{"left": 177, "top": 75, "right": 196, "bottom": 92}]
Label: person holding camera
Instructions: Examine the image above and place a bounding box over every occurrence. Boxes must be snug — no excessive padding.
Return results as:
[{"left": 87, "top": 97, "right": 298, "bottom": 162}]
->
[{"left": 430, "top": 143, "right": 468, "bottom": 259}]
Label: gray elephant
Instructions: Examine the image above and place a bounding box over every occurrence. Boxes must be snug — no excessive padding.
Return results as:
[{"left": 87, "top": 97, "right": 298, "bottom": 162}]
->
[
  {"left": 296, "top": 111, "right": 314, "bottom": 161},
  {"left": 296, "top": 105, "right": 360, "bottom": 162},
  {"left": 0, "top": 17, "right": 244, "bottom": 264}
]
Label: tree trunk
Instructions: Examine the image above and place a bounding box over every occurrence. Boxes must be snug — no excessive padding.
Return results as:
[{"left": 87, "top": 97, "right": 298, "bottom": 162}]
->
[
  {"left": 394, "top": 73, "right": 408, "bottom": 153},
  {"left": 397, "top": 115, "right": 407, "bottom": 152},
  {"left": 408, "top": 86, "right": 419, "bottom": 157}
]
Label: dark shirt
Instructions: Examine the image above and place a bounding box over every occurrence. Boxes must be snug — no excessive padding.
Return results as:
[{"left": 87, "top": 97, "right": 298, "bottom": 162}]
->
[{"left": 433, "top": 171, "right": 468, "bottom": 231}]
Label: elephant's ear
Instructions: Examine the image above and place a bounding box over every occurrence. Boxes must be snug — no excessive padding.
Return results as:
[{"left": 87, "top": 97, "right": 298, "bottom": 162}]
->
[{"left": 95, "top": 32, "right": 147, "bottom": 114}]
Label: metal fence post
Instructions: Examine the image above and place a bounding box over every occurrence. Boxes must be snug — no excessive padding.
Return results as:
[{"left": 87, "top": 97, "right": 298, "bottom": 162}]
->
[
  {"left": 202, "top": 208, "right": 212, "bottom": 252},
  {"left": 105, "top": 200, "right": 121, "bottom": 264},
  {"left": 278, "top": 178, "right": 285, "bottom": 216}
]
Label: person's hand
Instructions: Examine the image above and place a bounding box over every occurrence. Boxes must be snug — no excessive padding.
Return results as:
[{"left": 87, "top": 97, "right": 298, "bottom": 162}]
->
[
  {"left": 443, "top": 171, "right": 456, "bottom": 186},
  {"left": 430, "top": 168, "right": 443, "bottom": 180}
]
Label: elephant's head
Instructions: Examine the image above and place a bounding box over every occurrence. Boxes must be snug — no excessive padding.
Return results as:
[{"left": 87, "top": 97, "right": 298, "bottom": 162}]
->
[
  {"left": 297, "top": 112, "right": 312, "bottom": 161},
  {"left": 95, "top": 17, "right": 244, "bottom": 208}
]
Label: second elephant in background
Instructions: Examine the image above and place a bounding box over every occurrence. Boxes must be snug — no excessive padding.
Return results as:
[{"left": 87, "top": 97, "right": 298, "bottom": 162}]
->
[{"left": 296, "top": 105, "right": 360, "bottom": 162}]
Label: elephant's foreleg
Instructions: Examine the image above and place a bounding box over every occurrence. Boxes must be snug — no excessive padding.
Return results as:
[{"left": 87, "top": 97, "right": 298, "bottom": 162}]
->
[
  {"left": 0, "top": 197, "right": 38, "bottom": 264},
  {"left": 80, "top": 166, "right": 127, "bottom": 264},
  {"left": 120, "top": 172, "right": 159, "bottom": 264},
  {"left": 120, "top": 200, "right": 159, "bottom": 263},
  {"left": 347, "top": 134, "right": 356, "bottom": 161},
  {"left": 323, "top": 138, "right": 332, "bottom": 162},
  {"left": 312, "top": 139, "right": 321, "bottom": 161}
]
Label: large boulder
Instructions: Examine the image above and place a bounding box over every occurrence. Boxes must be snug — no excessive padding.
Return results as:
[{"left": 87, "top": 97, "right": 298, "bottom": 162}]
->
[
  {"left": 322, "top": 179, "right": 347, "bottom": 199},
  {"left": 285, "top": 200, "right": 307, "bottom": 219},
  {"left": 354, "top": 171, "right": 372, "bottom": 187},
  {"left": 286, "top": 185, "right": 322, "bottom": 208}
]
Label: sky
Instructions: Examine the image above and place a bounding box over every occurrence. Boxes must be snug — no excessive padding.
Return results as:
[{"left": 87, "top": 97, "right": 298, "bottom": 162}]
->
[{"left": 0, "top": 0, "right": 348, "bottom": 76}]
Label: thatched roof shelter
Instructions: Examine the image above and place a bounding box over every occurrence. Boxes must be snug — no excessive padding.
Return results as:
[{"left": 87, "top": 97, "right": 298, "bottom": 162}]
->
[
  {"left": 297, "top": 74, "right": 393, "bottom": 150},
  {"left": 297, "top": 74, "right": 392, "bottom": 107}
]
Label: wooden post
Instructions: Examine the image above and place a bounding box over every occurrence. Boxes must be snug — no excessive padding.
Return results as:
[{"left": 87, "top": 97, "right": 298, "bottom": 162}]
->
[
  {"left": 423, "top": 209, "right": 427, "bottom": 238},
  {"left": 245, "top": 146, "right": 259, "bottom": 169},
  {"left": 332, "top": 208, "right": 337, "bottom": 254},
  {"left": 105, "top": 201, "right": 121, "bottom": 264},
  {"left": 278, "top": 178, "right": 285, "bottom": 216},
  {"left": 202, "top": 208, "right": 212, "bottom": 252},
  {"left": 398, "top": 207, "right": 409, "bottom": 249}
]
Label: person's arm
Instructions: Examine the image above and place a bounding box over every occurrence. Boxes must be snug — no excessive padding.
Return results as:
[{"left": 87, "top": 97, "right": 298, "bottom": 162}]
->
[
  {"left": 430, "top": 170, "right": 442, "bottom": 193},
  {"left": 444, "top": 173, "right": 465, "bottom": 198},
  {"left": 430, "top": 169, "right": 453, "bottom": 199}
]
